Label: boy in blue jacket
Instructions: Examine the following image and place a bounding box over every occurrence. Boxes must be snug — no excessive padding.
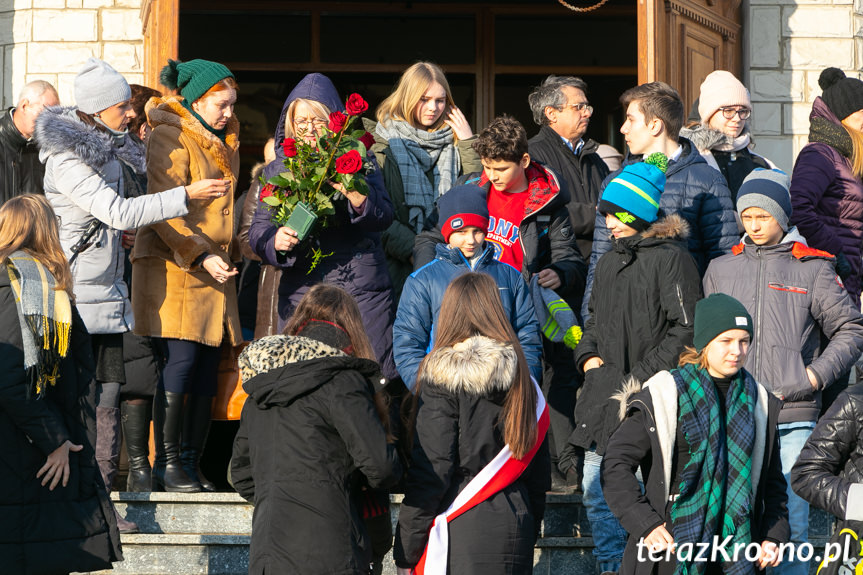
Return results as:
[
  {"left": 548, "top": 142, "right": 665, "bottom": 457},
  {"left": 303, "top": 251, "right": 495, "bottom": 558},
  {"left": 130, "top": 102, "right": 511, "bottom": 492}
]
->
[{"left": 393, "top": 184, "right": 542, "bottom": 392}]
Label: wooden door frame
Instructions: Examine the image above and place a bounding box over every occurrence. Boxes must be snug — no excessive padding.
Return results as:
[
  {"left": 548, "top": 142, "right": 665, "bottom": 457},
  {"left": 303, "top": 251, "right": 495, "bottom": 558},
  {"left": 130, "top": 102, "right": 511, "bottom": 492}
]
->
[{"left": 142, "top": 0, "right": 179, "bottom": 93}]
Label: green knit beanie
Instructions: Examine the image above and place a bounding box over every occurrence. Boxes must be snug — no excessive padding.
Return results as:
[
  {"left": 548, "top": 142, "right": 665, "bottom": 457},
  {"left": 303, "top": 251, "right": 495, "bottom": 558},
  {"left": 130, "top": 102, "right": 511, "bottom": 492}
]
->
[
  {"left": 160, "top": 59, "right": 234, "bottom": 103},
  {"left": 693, "top": 293, "right": 753, "bottom": 352}
]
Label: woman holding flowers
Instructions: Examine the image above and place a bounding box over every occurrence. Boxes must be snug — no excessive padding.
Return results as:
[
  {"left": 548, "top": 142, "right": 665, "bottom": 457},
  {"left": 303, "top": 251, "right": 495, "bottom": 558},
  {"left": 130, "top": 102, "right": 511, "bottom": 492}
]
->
[
  {"left": 371, "top": 62, "right": 482, "bottom": 298},
  {"left": 131, "top": 59, "right": 242, "bottom": 493},
  {"left": 248, "top": 73, "right": 397, "bottom": 383}
]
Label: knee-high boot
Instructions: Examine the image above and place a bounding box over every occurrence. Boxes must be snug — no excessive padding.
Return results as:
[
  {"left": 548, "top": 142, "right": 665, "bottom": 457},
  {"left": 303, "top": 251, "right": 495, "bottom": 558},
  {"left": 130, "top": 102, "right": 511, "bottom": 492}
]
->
[
  {"left": 97, "top": 405, "right": 139, "bottom": 532},
  {"left": 152, "top": 390, "right": 200, "bottom": 492},
  {"left": 121, "top": 400, "right": 153, "bottom": 492},
  {"left": 180, "top": 394, "right": 217, "bottom": 492}
]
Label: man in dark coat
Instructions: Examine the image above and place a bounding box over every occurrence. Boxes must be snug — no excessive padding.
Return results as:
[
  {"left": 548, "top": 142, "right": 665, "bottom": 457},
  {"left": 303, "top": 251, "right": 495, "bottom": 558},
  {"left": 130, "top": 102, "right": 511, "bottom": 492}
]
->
[
  {"left": 0, "top": 81, "right": 58, "bottom": 203},
  {"left": 527, "top": 75, "right": 609, "bottom": 261}
]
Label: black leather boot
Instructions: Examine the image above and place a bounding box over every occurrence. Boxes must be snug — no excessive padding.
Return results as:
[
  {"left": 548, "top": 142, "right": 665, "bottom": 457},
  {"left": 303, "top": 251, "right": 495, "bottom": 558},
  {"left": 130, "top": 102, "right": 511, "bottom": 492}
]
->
[
  {"left": 180, "top": 394, "right": 217, "bottom": 492},
  {"left": 152, "top": 390, "right": 200, "bottom": 492},
  {"left": 121, "top": 400, "right": 153, "bottom": 492}
]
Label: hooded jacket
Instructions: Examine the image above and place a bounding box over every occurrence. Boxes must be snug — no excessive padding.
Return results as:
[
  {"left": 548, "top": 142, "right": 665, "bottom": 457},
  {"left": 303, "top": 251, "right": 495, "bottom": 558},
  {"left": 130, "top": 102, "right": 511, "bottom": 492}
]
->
[
  {"left": 393, "top": 242, "right": 543, "bottom": 391},
  {"left": 790, "top": 97, "right": 863, "bottom": 306},
  {"left": 571, "top": 214, "right": 702, "bottom": 454},
  {"left": 248, "top": 74, "right": 398, "bottom": 380},
  {"left": 582, "top": 137, "right": 737, "bottom": 319},
  {"left": 0, "top": 107, "right": 45, "bottom": 202},
  {"left": 230, "top": 334, "right": 401, "bottom": 575},
  {"left": 527, "top": 126, "right": 610, "bottom": 260},
  {"left": 35, "top": 106, "right": 189, "bottom": 335},
  {"left": 703, "top": 229, "right": 863, "bottom": 423},
  {"left": 412, "top": 161, "right": 587, "bottom": 308},
  {"left": 602, "top": 371, "right": 789, "bottom": 575},
  {"left": 0, "top": 272, "right": 123, "bottom": 573},
  {"left": 790, "top": 386, "right": 863, "bottom": 522},
  {"left": 394, "top": 335, "right": 550, "bottom": 573}
]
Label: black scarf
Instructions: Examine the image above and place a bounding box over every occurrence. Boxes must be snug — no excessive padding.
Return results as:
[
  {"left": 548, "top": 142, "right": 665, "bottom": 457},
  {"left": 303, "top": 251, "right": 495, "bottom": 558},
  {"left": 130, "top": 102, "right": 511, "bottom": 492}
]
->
[{"left": 809, "top": 116, "right": 853, "bottom": 159}]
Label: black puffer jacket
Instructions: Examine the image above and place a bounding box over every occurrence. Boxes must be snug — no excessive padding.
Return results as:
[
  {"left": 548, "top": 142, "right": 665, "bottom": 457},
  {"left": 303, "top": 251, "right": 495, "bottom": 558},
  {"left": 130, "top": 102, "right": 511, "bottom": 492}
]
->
[
  {"left": 790, "top": 386, "right": 863, "bottom": 521},
  {"left": 571, "top": 214, "right": 702, "bottom": 454},
  {"left": 0, "top": 108, "right": 46, "bottom": 203},
  {"left": 231, "top": 334, "right": 401, "bottom": 575},
  {"left": 0, "top": 271, "right": 122, "bottom": 574},
  {"left": 395, "top": 335, "right": 550, "bottom": 573},
  {"left": 528, "top": 126, "right": 610, "bottom": 260}
]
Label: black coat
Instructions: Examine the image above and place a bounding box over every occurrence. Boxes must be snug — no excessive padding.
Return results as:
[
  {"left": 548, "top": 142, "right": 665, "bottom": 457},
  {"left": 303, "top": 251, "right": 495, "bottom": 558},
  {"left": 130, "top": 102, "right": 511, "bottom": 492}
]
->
[
  {"left": 602, "top": 371, "right": 789, "bottom": 575},
  {"left": 394, "top": 336, "right": 550, "bottom": 574},
  {"left": 0, "top": 108, "right": 46, "bottom": 204},
  {"left": 571, "top": 214, "right": 702, "bottom": 454},
  {"left": 528, "top": 127, "right": 610, "bottom": 261},
  {"left": 790, "top": 386, "right": 863, "bottom": 521},
  {"left": 231, "top": 335, "right": 401, "bottom": 575},
  {"left": 0, "top": 271, "right": 122, "bottom": 574}
]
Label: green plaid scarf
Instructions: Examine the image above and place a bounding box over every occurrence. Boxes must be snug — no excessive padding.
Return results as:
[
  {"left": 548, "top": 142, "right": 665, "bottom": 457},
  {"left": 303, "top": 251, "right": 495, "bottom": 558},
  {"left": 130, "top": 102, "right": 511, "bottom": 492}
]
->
[{"left": 670, "top": 364, "right": 757, "bottom": 575}]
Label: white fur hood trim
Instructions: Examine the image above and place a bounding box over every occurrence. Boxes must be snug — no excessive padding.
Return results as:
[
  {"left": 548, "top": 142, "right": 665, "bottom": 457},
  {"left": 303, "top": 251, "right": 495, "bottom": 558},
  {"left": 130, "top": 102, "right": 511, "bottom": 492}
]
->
[{"left": 419, "top": 335, "right": 517, "bottom": 395}]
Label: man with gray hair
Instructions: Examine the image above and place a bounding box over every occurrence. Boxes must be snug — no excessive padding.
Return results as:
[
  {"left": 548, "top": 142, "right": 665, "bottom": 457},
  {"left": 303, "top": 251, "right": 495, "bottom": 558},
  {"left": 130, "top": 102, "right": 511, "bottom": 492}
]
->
[
  {"left": 0, "top": 80, "right": 59, "bottom": 203},
  {"left": 528, "top": 75, "right": 609, "bottom": 261}
]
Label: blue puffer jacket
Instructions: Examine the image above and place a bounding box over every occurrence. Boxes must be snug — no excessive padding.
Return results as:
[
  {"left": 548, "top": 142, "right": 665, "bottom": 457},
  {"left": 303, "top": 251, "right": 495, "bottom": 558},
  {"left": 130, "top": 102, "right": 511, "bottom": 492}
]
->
[
  {"left": 393, "top": 242, "right": 542, "bottom": 391},
  {"left": 581, "top": 137, "right": 737, "bottom": 318}
]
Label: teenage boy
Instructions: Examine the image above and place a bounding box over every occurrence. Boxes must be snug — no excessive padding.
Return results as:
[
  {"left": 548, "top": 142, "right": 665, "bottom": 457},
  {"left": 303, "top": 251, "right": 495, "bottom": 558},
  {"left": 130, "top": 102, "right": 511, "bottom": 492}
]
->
[
  {"left": 704, "top": 169, "right": 863, "bottom": 575},
  {"left": 393, "top": 184, "right": 542, "bottom": 393},
  {"left": 582, "top": 81, "right": 737, "bottom": 319}
]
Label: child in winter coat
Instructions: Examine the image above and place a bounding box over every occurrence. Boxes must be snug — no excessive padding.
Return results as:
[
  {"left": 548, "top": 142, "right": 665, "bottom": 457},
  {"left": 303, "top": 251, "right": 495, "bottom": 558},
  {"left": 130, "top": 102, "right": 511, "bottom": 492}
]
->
[
  {"left": 602, "top": 294, "right": 789, "bottom": 575},
  {"left": 570, "top": 153, "right": 702, "bottom": 574},
  {"left": 393, "top": 183, "right": 542, "bottom": 391}
]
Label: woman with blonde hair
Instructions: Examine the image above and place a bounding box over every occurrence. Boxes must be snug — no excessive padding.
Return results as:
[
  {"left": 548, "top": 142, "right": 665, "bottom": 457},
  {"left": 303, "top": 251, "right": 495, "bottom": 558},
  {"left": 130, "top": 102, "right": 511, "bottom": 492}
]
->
[
  {"left": 0, "top": 194, "right": 122, "bottom": 574},
  {"left": 395, "top": 272, "right": 549, "bottom": 575},
  {"left": 790, "top": 67, "right": 863, "bottom": 307},
  {"left": 371, "top": 62, "right": 482, "bottom": 297},
  {"left": 132, "top": 58, "right": 242, "bottom": 492}
]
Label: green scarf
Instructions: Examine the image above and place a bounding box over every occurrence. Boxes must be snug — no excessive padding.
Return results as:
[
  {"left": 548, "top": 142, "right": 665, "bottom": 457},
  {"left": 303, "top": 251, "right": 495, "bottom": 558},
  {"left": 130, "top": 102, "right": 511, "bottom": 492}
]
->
[{"left": 181, "top": 99, "right": 227, "bottom": 143}]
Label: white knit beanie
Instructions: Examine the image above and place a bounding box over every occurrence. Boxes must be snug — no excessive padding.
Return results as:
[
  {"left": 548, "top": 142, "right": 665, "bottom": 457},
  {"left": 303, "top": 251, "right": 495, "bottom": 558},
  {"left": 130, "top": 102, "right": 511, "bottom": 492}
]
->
[
  {"left": 698, "top": 70, "right": 750, "bottom": 123},
  {"left": 74, "top": 58, "right": 131, "bottom": 115}
]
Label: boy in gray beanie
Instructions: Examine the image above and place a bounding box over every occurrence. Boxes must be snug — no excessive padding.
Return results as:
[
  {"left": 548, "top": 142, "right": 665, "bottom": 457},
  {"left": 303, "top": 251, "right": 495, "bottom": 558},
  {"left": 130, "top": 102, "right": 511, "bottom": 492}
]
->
[{"left": 704, "top": 168, "right": 863, "bottom": 575}]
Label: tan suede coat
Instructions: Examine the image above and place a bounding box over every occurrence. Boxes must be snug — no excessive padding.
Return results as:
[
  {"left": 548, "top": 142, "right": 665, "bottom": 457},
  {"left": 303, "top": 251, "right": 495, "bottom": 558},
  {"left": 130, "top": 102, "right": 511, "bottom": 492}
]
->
[{"left": 131, "top": 96, "right": 242, "bottom": 346}]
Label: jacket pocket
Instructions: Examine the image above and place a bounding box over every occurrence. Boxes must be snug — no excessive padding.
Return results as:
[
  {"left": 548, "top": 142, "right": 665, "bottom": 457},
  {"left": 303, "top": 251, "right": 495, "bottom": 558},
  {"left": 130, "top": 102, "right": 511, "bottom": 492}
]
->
[{"left": 768, "top": 345, "right": 814, "bottom": 403}]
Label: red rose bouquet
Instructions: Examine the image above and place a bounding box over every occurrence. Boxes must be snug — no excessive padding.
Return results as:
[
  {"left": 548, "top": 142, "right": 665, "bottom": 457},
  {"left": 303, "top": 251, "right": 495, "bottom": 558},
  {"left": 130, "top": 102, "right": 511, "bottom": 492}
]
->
[{"left": 261, "top": 93, "right": 376, "bottom": 249}]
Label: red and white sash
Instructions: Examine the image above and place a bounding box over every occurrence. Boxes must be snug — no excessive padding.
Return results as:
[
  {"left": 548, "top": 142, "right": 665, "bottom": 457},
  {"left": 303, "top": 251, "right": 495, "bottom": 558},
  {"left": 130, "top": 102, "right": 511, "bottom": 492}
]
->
[{"left": 413, "top": 377, "right": 550, "bottom": 575}]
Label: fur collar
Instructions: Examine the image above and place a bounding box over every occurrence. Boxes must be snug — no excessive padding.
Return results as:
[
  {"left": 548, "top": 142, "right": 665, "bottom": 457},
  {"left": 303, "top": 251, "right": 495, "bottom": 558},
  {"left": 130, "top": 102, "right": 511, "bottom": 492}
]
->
[
  {"left": 238, "top": 334, "right": 345, "bottom": 383},
  {"left": 641, "top": 213, "right": 690, "bottom": 241},
  {"left": 34, "top": 106, "right": 146, "bottom": 172},
  {"left": 146, "top": 96, "right": 239, "bottom": 177},
  {"left": 419, "top": 335, "right": 517, "bottom": 395},
  {"left": 680, "top": 124, "right": 731, "bottom": 151}
]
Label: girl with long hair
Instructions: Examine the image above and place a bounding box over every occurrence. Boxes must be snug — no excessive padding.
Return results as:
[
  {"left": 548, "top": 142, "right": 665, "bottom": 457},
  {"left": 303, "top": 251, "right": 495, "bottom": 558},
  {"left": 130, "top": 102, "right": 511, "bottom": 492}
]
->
[
  {"left": 0, "top": 195, "right": 122, "bottom": 574},
  {"left": 601, "top": 293, "right": 789, "bottom": 575},
  {"left": 230, "top": 283, "right": 401, "bottom": 575},
  {"left": 371, "top": 62, "right": 482, "bottom": 298},
  {"left": 395, "top": 272, "right": 549, "bottom": 575}
]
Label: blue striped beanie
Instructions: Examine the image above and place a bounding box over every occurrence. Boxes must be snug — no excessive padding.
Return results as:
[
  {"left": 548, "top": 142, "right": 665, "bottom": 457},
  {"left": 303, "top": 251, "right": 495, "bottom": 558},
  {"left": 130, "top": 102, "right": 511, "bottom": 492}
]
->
[{"left": 598, "top": 153, "right": 668, "bottom": 231}]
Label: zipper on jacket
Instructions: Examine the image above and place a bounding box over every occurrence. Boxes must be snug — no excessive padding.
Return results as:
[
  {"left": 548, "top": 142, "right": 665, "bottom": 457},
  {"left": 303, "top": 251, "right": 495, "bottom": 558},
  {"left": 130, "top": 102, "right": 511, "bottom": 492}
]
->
[
  {"left": 676, "top": 283, "right": 689, "bottom": 325},
  {"left": 754, "top": 247, "right": 765, "bottom": 377}
]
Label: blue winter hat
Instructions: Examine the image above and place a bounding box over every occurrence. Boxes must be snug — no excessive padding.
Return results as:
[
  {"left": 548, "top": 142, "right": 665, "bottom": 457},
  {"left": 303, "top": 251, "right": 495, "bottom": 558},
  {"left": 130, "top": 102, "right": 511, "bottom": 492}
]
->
[
  {"left": 598, "top": 152, "right": 667, "bottom": 232},
  {"left": 438, "top": 184, "right": 489, "bottom": 242},
  {"left": 736, "top": 169, "right": 792, "bottom": 231}
]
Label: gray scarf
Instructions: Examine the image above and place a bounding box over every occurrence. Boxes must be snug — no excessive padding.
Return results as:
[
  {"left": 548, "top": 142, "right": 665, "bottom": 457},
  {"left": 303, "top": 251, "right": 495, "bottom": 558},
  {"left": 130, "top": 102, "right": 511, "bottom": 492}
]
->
[{"left": 376, "top": 120, "right": 460, "bottom": 232}]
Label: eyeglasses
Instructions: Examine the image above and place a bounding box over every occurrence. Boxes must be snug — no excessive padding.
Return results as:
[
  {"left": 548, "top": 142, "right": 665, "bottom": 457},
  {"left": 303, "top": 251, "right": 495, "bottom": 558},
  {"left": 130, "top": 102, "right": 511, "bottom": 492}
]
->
[
  {"left": 563, "top": 102, "right": 593, "bottom": 115},
  {"left": 718, "top": 107, "right": 751, "bottom": 120},
  {"left": 293, "top": 118, "right": 327, "bottom": 129}
]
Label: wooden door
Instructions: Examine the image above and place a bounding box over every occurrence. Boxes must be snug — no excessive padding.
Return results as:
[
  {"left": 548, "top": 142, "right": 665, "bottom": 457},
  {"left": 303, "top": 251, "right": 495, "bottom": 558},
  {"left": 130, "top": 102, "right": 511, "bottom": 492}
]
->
[
  {"left": 141, "top": 0, "right": 179, "bottom": 94},
  {"left": 639, "top": 0, "right": 742, "bottom": 114}
]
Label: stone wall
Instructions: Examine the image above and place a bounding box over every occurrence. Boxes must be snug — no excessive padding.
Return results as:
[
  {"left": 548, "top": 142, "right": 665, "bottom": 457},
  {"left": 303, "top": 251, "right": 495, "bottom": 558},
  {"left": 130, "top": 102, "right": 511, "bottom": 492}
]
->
[
  {"left": 747, "top": 0, "right": 863, "bottom": 172},
  {"left": 0, "top": 0, "right": 143, "bottom": 109}
]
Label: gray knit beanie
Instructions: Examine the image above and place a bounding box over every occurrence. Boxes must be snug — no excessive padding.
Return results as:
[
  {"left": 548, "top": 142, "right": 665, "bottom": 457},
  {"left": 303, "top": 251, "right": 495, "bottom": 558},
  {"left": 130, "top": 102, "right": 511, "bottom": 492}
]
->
[
  {"left": 736, "top": 169, "right": 792, "bottom": 231},
  {"left": 74, "top": 58, "right": 131, "bottom": 115}
]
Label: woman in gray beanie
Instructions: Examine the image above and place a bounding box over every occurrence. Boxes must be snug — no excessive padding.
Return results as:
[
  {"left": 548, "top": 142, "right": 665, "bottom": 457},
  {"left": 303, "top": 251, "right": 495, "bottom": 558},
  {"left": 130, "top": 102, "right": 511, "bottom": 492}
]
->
[{"left": 34, "top": 57, "right": 226, "bottom": 529}]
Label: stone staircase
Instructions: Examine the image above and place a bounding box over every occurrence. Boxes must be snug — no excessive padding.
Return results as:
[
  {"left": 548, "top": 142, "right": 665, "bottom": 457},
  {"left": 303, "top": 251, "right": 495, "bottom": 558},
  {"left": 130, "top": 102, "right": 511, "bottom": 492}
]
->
[{"left": 77, "top": 490, "right": 833, "bottom": 575}]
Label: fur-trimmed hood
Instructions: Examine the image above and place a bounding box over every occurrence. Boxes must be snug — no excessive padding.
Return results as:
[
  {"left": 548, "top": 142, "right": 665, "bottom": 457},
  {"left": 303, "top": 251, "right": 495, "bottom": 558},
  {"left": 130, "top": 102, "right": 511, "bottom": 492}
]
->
[
  {"left": 640, "top": 212, "right": 690, "bottom": 241},
  {"left": 679, "top": 124, "right": 735, "bottom": 152},
  {"left": 418, "top": 335, "right": 517, "bottom": 396},
  {"left": 35, "top": 106, "right": 146, "bottom": 173}
]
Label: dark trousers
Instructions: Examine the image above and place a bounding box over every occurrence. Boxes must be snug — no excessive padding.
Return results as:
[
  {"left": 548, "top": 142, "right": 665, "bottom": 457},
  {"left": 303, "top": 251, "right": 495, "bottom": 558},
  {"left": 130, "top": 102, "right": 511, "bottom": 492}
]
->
[
  {"left": 542, "top": 339, "right": 581, "bottom": 472},
  {"left": 159, "top": 339, "right": 221, "bottom": 396}
]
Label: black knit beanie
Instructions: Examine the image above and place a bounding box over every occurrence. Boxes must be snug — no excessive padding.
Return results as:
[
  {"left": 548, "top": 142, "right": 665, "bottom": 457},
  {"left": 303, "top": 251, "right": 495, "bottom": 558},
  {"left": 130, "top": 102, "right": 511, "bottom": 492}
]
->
[
  {"left": 819, "top": 67, "right": 863, "bottom": 122},
  {"left": 693, "top": 293, "right": 753, "bottom": 352}
]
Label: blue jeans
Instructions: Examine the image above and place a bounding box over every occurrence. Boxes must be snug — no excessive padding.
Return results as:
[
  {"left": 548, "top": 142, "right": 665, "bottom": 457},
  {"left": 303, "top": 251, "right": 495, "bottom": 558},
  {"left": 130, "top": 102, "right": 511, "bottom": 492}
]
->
[
  {"left": 583, "top": 448, "right": 629, "bottom": 574},
  {"left": 768, "top": 422, "right": 816, "bottom": 575}
]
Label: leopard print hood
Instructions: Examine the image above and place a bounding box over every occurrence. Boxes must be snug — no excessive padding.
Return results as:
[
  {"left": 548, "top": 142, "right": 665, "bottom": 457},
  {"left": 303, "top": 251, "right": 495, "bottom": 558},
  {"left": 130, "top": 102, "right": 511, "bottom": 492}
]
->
[{"left": 239, "top": 335, "right": 381, "bottom": 407}]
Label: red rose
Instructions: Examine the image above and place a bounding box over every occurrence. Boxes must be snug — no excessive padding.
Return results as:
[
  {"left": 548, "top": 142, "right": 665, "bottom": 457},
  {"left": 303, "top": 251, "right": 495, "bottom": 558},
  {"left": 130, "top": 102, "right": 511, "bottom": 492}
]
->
[
  {"left": 282, "top": 138, "right": 297, "bottom": 158},
  {"left": 358, "top": 131, "right": 376, "bottom": 150},
  {"left": 345, "top": 93, "right": 369, "bottom": 116},
  {"left": 259, "top": 183, "right": 276, "bottom": 200},
  {"left": 328, "top": 111, "right": 347, "bottom": 133},
  {"left": 335, "top": 149, "right": 363, "bottom": 174}
]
